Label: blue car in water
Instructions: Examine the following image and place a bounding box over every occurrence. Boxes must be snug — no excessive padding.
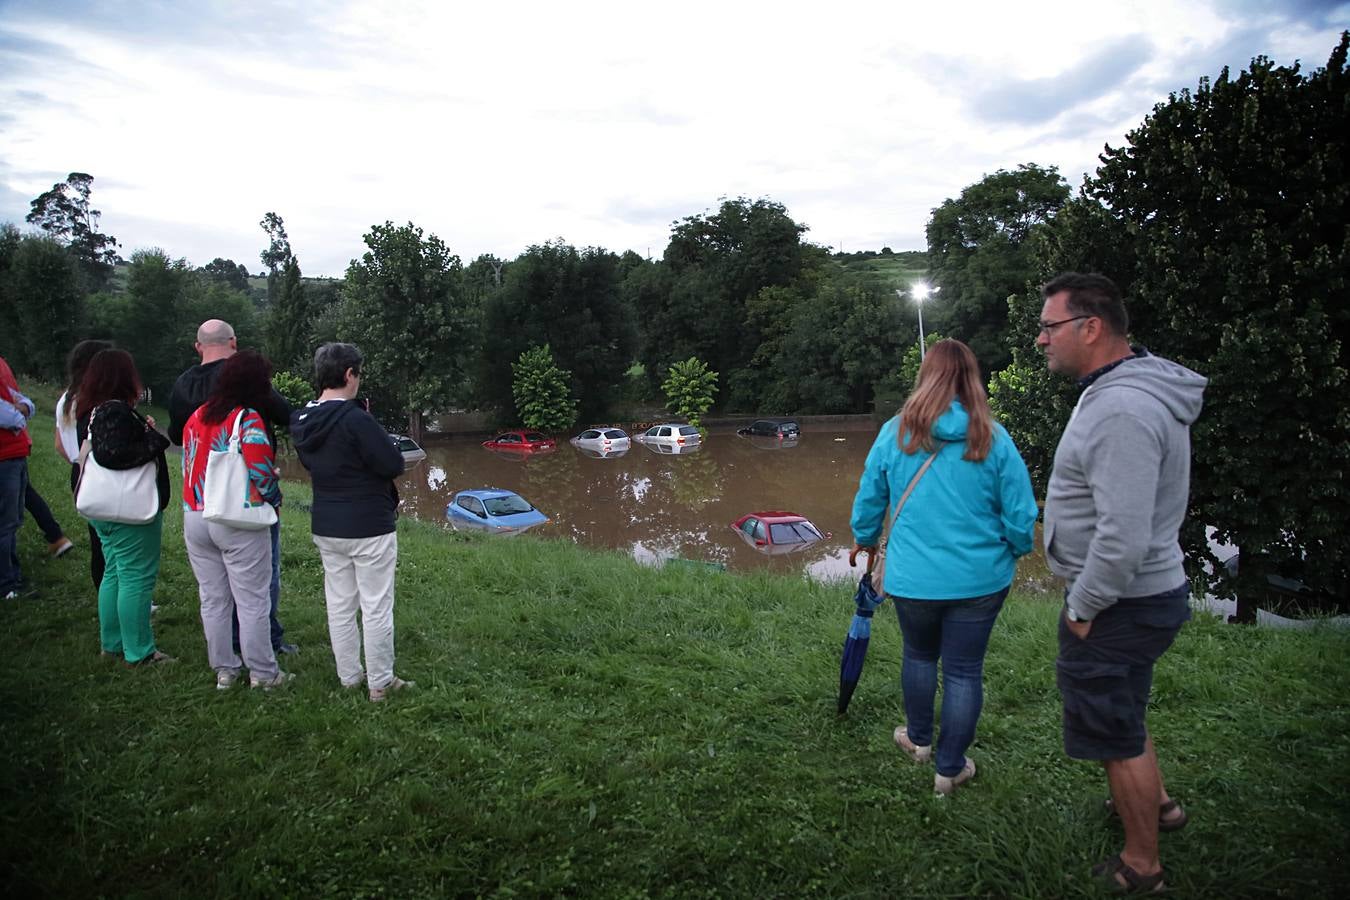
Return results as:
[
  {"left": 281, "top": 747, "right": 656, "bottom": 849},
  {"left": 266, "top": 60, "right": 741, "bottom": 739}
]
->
[{"left": 446, "top": 489, "right": 549, "bottom": 536}]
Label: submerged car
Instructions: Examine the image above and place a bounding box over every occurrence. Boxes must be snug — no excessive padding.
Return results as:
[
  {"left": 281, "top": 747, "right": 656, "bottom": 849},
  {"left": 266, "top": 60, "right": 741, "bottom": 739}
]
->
[
  {"left": 390, "top": 434, "right": 427, "bottom": 462},
  {"left": 737, "top": 418, "right": 800, "bottom": 439},
  {"left": 634, "top": 423, "right": 701, "bottom": 450},
  {"left": 482, "top": 430, "right": 556, "bottom": 453},
  {"left": 730, "top": 511, "right": 830, "bottom": 555},
  {"left": 571, "top": 427, "right": 632, "bottom": 454},
  {"left": 446, "top": 489, "right": 549, "bottom": 535}
]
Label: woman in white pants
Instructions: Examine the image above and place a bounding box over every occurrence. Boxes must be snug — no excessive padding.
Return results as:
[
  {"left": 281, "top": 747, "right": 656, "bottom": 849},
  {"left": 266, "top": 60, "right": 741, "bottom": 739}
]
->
[
  {"left": 181, "top": 350, "right": 290, "bottom": 690},
  {"left": 290, "top": 343, "right": 411, "bottom": 702}
]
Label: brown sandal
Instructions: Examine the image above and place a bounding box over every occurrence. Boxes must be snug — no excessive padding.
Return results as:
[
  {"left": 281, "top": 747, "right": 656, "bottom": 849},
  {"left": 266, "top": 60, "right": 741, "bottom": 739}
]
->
[
  {"left": 1091, "top": 854, "right": 1166, "bottom": 894},
  {"left": 1104, "top": 796, "right": 1189, "bottom": 832}
]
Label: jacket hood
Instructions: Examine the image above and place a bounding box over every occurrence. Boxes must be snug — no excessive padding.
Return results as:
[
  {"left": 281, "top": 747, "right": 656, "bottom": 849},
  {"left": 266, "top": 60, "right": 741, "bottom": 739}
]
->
[
  {"left": 290, "top": 399, "right": 358, "bottom": 452},
  {"left": 1088, "top": 353, "right": 1207, "bottom": 426},
  {"left": 933, "top": 400, "right": 969, "bottom": 442}
]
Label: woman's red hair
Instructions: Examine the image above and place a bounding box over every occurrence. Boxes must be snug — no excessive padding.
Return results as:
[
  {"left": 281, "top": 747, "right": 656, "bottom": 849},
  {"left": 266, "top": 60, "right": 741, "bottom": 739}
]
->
[
  {"left": 75, "top": 349, "right": 143, "bottom": 419},
  {"left": 201, "top": 351, "right": 274, "bottom": 425},
  {"left": 897, "top": 339, "right": 993, "bottom": 462}
]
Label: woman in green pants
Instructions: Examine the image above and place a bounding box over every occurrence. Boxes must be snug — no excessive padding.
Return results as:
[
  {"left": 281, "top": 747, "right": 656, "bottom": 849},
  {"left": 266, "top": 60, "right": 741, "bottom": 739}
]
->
[{"left": 76, "top": 349, "right": 173, "bottom": 665}]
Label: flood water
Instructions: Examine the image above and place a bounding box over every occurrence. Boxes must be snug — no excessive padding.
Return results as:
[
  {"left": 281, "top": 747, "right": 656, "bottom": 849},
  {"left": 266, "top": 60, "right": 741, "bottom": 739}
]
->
[{"left": 286, "top": 424, "right": 882, "bottom": 581}]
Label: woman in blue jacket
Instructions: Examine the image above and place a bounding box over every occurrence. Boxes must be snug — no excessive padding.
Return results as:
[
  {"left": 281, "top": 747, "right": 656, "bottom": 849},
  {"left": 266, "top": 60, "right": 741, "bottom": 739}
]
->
[{"left": 850, "top": 339, "right": 1038, "bottom": 795}]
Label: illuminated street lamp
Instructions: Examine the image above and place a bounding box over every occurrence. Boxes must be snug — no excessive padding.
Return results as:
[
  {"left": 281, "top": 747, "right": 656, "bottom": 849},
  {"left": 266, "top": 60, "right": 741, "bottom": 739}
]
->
[{"left": 897, "top": 282, "right": 939, "bottom": 361}]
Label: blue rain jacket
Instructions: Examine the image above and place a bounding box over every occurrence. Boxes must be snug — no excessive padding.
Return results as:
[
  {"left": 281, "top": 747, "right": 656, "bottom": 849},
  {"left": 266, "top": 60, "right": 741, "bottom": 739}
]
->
[{"left": 851, "top": 400, "right": 1039, "bottom": 600}]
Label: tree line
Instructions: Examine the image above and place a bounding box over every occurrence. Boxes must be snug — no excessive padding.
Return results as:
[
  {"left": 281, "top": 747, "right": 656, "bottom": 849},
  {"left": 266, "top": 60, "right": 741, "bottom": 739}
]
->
[{"left": 1, "top": 35, "right": 1345, "bottom": 603}]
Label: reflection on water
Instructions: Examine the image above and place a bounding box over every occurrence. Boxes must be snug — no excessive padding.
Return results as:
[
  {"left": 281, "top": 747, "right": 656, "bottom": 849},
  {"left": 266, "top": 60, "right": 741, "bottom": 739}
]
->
[{"left": 289, "top": 425, "right": 882, "bottom": 582}]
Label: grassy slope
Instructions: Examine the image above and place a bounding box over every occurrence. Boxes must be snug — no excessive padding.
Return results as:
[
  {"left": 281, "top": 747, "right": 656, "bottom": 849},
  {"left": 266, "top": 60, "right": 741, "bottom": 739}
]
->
[
  {"left": 833, "top": 253, "right": 928, "bottom": 292},
  {"left": 2, "top": 384, "right": 1347, "bottom": 898}
]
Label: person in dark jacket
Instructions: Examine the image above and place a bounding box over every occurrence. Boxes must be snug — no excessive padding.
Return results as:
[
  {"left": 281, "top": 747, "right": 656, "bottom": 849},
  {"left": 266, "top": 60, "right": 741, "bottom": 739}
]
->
[
  {"left": 290, "top": 342, "right": 411, "bottom": 702},
  {"left": 168, "top": 318, "right": 296, "bottom": 655},
  {"left": 76, "top": 349, "right": 173, "bottom": 665}
]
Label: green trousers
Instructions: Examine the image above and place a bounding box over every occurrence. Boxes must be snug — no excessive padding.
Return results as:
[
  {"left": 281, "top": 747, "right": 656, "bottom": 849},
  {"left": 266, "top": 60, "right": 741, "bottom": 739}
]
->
[{"left": 91, "top": 513, "right": 163, "bottom": 663}]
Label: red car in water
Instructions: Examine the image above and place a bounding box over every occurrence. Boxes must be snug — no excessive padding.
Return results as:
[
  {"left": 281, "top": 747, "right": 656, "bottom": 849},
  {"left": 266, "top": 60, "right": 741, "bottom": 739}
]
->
[
  {"left": 730, "top": 511, "right": 830, "bottom": 555},
  {"left": 482, "top": 430, "right": 556, "bottom": 452}
]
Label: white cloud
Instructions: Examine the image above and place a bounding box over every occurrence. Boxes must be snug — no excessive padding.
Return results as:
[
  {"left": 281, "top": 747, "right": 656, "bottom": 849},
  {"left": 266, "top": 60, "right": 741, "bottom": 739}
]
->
[{"left": 0, "top": 0, "right": 1344, "bottom": 274}]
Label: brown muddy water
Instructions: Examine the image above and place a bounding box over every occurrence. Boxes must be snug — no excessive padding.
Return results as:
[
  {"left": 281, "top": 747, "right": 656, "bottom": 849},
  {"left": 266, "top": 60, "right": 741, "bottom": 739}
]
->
[{"left": 283, "top": 423, "right": 892, "bottom": 582}]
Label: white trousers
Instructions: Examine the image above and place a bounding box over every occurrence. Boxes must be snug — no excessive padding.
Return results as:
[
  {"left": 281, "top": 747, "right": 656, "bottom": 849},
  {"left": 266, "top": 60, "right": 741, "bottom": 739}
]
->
[
  {"left": 312, "top": 532, "right": 398, "bottom": 690},
  {"left": 183, "top": 510, "right": 278, "bottom": 680}
]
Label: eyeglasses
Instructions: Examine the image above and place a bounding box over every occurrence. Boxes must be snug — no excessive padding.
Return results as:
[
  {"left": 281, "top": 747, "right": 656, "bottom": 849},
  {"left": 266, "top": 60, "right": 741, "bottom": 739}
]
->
[{"left": 1037, "top": 314, "right": 1093, "bottom": 336}]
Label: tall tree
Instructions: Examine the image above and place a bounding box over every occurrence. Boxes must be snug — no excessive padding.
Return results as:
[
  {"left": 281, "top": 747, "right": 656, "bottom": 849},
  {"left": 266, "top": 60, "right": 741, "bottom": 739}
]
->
[
  {"left": 651, "top": 197, "right": 819, "bottom": 407},
  {"left": 995, "top": 35, "right": 1350, "bottom": 606},
  {"left": 25, "top": 172, "right": 121, "bottom": 290},
  {"left": 199, "top": 257, "right": 252, "bottom": 294},
  {"left": 925, "top": 163, "right": 1070, "bottom": 372},
  {"left": 258, "top": 212, "right": 310, "bottom": 372},
  {"left": 479, "top": 241, "right": 636, "bottom": 420},
  {"left": 0, "top": 231, "right": 85, "bottom": 379},
  {"left": 337, "top": 221, "right": 473, "bottom": 440}
]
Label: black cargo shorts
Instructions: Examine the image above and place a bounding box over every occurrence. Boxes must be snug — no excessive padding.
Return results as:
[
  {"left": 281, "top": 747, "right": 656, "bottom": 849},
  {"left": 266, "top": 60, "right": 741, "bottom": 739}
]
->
[{"left": 1056, "top": 583, "right": 1191, "bottom": 760}]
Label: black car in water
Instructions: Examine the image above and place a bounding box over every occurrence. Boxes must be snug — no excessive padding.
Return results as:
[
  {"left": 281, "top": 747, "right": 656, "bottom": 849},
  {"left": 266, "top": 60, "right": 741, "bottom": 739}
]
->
[{"left": 737, "top": 418, "right": 800, "bottom": 439}]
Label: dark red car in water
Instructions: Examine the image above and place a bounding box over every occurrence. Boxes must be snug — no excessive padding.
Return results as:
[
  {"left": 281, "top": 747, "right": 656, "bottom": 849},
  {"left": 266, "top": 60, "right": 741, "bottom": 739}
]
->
[
  {"left": 482, "top": 430, "right": 556, "bottom": 453},
  {"left": 730, "top": 511, "right": 830, "bottom": 555}
]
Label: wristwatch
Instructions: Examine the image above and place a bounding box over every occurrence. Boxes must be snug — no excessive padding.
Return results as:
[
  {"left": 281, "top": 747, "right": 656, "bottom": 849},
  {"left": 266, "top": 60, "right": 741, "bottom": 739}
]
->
[{"left": 1066, "top": 607, "right": 1085, "bottom": 623}]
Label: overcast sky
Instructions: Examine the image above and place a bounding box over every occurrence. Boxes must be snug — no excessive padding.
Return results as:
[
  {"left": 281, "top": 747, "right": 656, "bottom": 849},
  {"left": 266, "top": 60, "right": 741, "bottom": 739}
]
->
[{"left": 1, "top": 1, "right": 1345, "bottom": 277}]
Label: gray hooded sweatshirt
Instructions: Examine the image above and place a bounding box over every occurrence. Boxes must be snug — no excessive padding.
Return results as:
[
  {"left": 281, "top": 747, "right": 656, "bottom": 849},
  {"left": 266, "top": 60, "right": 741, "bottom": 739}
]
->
[{"left": 1044, "top": 352, "right": 1207, "bottom": 620}]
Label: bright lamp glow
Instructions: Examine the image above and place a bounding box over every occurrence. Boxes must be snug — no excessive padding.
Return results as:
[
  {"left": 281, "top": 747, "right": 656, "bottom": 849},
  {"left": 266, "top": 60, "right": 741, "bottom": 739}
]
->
[{"left": 911, "top": 281, "right": 931, "bottom": 302}]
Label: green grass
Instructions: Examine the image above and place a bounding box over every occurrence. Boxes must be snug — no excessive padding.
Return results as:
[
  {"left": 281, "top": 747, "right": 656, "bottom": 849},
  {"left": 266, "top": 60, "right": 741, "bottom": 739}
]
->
[
  {"left": 833, "top": 252, "right": 928, "bottom": 292},
  {"left": 2, "top": 384, "right": 1348, "bottom": 897}
]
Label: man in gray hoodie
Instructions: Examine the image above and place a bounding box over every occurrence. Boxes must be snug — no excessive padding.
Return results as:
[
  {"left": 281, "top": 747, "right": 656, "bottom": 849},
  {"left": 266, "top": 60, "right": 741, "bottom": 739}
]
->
[{"left": 1039, "top": 273, "right": 1207, "bottom": 894}]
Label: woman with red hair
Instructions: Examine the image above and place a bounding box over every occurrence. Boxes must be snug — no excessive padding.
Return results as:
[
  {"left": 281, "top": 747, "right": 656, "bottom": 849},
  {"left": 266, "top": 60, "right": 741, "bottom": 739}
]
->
[
  {"left": 76, "top": 349, "right": 173, "bottom": 664},
  {"left": 0, "top": 355, "right": 35, "bottom": 600},
  {"left": 181, "top": 350, "right": 291, "bottom": 690}
]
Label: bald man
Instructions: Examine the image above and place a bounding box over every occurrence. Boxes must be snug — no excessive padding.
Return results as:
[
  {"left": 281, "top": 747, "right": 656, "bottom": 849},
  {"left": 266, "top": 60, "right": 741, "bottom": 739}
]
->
[{"left": 168, "top": 319, "right": 297, "bottom": 655}]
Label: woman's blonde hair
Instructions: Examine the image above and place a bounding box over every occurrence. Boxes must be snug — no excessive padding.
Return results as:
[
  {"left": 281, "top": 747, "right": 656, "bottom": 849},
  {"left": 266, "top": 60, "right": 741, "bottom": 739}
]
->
[{"left": 897, "top": 339, "right": 993, "bottom": 462}]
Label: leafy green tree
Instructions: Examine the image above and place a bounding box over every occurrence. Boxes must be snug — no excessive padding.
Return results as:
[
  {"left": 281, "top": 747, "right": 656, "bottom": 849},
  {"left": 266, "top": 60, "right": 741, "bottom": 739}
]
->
[
  {"left": 479, "top": 241, "right": 635, "bottom": 419},
  {"left": 998, "top": 35, "right": 1350, "bottom": 601},
  {"left": 662, "top": 357, "right": 719, "bottom": 427},
  {"left": 511, "top": 344, "right": 577, "bottom": 433},
  {"left": 271, "top": 370, "right": 312, "bottom": 411},
  {"left": 0, "top": 231, "right": 85, "bottom": 379},
  {"left": 925, "top": 164, "right": 1069, "bottom": 372},
  {"left": 336, "top": 221, "right": 473, "bottom": 440},
  {"left": 649, "top": 198, "right": 822, "bottom": 407},
  {"left": 258, "top": 213, "right": 312, "bottom": 373},
  {"left": 25, "top": 172, "right": 121, "bottom": 290},
  {"left": 200, "top": 257, "right": 251, "bottom": 293}
]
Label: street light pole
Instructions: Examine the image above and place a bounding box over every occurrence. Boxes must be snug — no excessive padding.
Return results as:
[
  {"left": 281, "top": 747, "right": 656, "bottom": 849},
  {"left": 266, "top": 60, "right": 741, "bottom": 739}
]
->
[{"left": 898, "top": 282, "right": 934, "bottom": 361}]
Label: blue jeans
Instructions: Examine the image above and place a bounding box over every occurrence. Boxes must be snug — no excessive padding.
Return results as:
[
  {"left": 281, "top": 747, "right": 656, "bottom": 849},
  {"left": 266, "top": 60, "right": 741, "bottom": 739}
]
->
[
  {"left": 893, "top": 586, "right": 1009, "bottom": 776},
  {"left": 1, "top": 457, "right": 27, "bottom": 594},
  {"left": 231, "top": 519, "right": 286, "bottom": 650}
]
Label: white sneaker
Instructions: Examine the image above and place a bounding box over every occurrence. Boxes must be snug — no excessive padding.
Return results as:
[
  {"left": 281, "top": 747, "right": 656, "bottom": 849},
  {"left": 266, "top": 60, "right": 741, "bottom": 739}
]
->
[
  {"left": 369, "top": 676, "right": 414, "bottom": 702},
  {"left": 934, "top": 757, "right": 976, "bottom": 796},
  {"left": 893, "top": 724, "right": 933, "bottom": 763},
  {"left": 216, "top": 669, "right": 240, "bottom": 691},
  {"left": 250, "top": 671, "right": 295, "bottom": 690}
]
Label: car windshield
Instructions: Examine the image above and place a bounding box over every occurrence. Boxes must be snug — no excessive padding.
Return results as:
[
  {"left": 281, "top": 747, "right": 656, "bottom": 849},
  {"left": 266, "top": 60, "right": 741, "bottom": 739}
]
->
[
  {"left": 679, "top": 426, "right": 700, "bottom": 436},
  {"left": 485, "top": 495, "right": 533, "bottom": 516},
  {"left": 397, "top": 438, "right": 419, "bottom": 451},
  {"left": 579, "top": 430, "right": 600, "bottom": 440},
  {"left": 769, "top": 522, "right": 822, "bottom": 544},
  {"left": 524, "top": 433, "right": 547, "bottom": 443},
  {"left": 603, "top": 430, "right": 626, "bottom": 439}
]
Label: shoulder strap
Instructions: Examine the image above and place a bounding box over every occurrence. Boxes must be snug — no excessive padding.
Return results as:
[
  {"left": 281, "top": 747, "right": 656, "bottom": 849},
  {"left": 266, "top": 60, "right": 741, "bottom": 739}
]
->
[{"left": 880, "top": 440, "right": 946, "bottom": 546}]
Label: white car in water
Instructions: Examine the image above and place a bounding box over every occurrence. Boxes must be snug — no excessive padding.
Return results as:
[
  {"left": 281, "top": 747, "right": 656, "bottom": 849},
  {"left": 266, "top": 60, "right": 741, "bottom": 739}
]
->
[
  {"left": 634, "top": 423, "right": 701, "bottom": 451},
  {"left": 570, "top": 427, "right": 632, "bottom": 454}
]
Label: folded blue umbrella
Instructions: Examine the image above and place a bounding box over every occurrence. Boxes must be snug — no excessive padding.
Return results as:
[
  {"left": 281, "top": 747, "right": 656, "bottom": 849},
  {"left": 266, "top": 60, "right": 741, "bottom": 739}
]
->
[{"left": 838, "top": 571, "right": 887, "bottom": 714}]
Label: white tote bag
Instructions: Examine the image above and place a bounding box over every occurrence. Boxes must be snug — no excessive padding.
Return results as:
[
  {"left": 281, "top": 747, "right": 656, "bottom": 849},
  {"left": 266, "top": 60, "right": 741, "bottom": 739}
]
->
[
  {"left": 76, "top": 450, "right": 159, "bottom": 524},
  {"left": 202, "top": 409, "right": 278, "bottom": 531},
  {"left": 75, "top": 406, "right": 160, "bottom": 525}
]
